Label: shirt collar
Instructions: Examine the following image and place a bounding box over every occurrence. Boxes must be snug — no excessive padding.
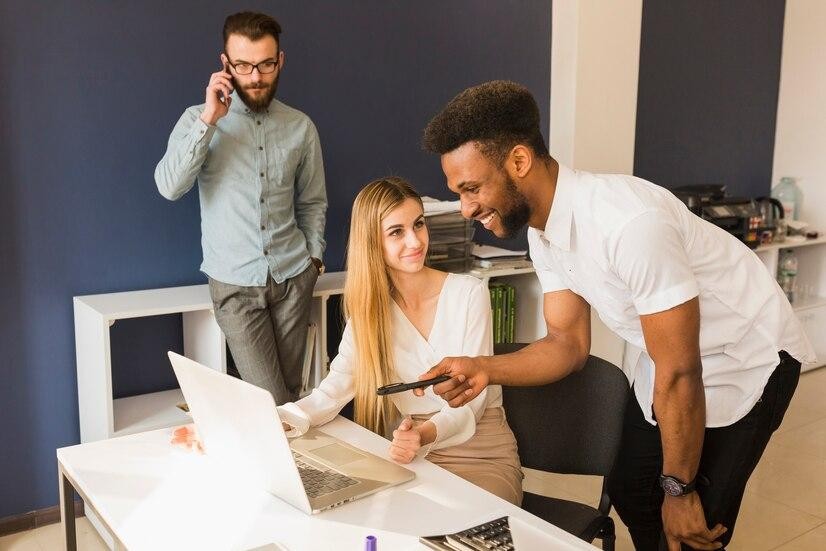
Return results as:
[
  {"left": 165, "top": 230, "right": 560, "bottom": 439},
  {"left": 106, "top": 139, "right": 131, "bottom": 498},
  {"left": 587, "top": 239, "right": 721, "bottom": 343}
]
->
[{"left": 542, "top": 164, "right": 577, "bottom": 251}]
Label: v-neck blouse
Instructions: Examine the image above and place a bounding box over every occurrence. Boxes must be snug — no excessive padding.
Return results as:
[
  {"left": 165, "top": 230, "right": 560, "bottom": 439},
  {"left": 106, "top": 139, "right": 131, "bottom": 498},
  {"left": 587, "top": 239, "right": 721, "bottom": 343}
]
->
[{"left": 278, "top": 273, "right": 502, "bottom": 449}]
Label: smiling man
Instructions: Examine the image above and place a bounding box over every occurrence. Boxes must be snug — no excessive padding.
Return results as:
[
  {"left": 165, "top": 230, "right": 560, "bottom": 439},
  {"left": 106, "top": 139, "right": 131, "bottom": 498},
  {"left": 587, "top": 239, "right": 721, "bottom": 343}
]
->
[
  {"left": 155, "top": 12, "right": 327, "bottom": 404},
  {"left": 419, "top": 80, "right": 814, "bottom": 550}
]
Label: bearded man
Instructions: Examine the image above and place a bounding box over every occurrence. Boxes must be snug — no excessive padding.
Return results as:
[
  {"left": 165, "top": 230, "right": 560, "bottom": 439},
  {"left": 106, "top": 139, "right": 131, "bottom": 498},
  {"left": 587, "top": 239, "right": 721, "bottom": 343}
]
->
[{"left": 155, "top": 11, "right": 327, "bottom": 404}]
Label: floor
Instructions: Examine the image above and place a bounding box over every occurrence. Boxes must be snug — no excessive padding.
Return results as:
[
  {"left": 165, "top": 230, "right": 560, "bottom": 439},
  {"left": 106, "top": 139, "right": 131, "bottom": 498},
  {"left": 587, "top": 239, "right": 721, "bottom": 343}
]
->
[{"left": 2, "top": 367, "right": 825, "bottom": 550}]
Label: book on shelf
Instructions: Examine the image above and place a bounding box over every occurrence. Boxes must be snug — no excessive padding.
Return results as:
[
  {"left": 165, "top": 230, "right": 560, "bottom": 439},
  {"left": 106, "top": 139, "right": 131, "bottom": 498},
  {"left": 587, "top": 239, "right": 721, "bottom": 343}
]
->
[{"left": 489, "top": 283, "right": 516, "bottom": 344}]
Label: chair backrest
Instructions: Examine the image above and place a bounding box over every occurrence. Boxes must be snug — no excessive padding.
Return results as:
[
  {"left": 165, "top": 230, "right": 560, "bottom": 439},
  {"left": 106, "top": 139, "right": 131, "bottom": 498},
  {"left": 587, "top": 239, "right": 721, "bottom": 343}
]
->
[{"left": 498, "top": 344, "right": 630, "bottom": 477}]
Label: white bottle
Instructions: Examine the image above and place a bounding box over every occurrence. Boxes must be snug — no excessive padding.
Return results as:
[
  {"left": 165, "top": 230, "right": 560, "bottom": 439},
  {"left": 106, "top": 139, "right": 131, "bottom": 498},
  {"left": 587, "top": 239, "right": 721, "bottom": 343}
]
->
[{"left": 772, "top": 177, "right": 802, "bottom": 221}]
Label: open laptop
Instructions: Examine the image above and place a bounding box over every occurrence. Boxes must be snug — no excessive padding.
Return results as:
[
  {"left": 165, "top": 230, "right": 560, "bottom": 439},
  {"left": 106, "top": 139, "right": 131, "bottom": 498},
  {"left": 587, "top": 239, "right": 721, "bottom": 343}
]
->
[{"left": 168, "top": 351, "right": 414, "bottom": 514}]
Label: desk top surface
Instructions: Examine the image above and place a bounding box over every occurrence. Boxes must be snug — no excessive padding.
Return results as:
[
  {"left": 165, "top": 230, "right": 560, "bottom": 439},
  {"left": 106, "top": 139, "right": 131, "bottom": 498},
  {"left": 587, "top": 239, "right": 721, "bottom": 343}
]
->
[{"left": 58, "top": 417, "right": 595, "bottom": 551}]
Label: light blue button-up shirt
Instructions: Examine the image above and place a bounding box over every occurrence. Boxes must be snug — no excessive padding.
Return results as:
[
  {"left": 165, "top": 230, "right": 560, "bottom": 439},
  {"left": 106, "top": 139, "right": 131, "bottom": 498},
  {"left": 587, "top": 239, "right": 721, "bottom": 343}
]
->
[{"left": 155, "top": 92, "right": 327, "bottom": 286}]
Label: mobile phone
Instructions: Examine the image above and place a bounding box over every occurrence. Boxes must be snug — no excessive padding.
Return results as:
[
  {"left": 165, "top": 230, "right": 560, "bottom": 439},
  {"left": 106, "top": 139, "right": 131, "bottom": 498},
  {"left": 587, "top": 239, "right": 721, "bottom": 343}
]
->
[
  {"left": 376, "top": 375, "right": 451, "bottom": 396},
  {"left": 220, "top": 61, "right": 232, "bottom": 104}
]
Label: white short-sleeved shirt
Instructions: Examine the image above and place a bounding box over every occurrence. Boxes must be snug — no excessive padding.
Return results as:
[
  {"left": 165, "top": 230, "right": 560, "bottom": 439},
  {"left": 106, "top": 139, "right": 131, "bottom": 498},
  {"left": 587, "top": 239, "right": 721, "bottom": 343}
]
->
[
  {"left": 528, "top": 165, "right": 815, "bottom": 427},
  {"left": 278, "top": 273, "right": 501, "bottom": 449}
]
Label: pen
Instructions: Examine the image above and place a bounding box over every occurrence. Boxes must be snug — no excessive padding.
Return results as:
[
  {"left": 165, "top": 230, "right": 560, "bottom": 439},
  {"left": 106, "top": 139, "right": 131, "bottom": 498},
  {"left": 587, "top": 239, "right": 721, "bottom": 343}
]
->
[{"left": 364, "top": 535, "right": 377, "bottom": 551}]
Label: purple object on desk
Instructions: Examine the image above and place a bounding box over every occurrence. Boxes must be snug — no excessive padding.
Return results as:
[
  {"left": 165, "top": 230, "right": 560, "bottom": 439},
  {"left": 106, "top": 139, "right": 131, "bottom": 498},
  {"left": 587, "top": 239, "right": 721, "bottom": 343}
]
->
[{"left": 365, "top": 535, "right": 377, "bottom": 551}]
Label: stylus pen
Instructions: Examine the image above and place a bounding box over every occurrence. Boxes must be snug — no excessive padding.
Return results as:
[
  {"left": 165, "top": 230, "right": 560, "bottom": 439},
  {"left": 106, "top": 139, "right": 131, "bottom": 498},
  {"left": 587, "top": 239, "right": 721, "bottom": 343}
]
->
[{"left": 365, "top": 535, "right": 377, "bottom": 551}]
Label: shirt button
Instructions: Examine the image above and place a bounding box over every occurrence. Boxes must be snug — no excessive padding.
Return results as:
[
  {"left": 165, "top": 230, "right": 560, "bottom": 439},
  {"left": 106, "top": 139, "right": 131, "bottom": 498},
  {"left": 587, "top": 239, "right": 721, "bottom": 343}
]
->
[
  {"left": 260, "top": 225, "right": 265, "bottom": 230},
  {"left": 264, "top": 250, "right": 269, "bottom": 255},
  {"left": 256, "top": 121, "right": 261, "bottom": 126},
  {"left": 260, "top": 172, "right": 264, "bottom": 177},
  {"left": 260, "top": 198, "right": 264, "bottom": 204},
  {"left": 258, "top": 146, "right": 263, "bottom": 151}
]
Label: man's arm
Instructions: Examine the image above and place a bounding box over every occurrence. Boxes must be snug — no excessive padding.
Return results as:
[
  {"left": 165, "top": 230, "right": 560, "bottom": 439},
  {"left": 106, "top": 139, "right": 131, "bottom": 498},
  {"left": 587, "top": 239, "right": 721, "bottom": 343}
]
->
[
  {"left": 641, "top": 297, "right": 726, "bottom": 550},
  {"left": 154, "top": 108, "right": 216, "bottom": 201},
  {"left": 293, "top": 122, "right": 327, "bottom": 262},
  {"left": 420, "top": 288, "right": 591, "bottom": 407},
  {"left": 155, "top": 62, "right": 231, "bottom": 200}
]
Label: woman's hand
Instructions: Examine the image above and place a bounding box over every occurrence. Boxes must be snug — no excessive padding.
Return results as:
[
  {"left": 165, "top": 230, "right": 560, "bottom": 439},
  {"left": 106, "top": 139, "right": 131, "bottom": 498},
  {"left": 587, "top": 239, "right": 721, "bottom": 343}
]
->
[
  {"left": 389, "top": 417, "right": 421, "bottom": 464},
  {"left": 170, "top": 424, "right": 204, "bottom": 454}
]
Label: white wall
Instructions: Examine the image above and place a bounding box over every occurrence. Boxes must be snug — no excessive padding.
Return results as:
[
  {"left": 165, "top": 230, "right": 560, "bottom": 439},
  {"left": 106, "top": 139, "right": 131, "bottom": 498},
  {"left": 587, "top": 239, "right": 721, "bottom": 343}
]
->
[
  {"left": 550, "top": 1, "right": 643, "bottom": 367},
  {"left": 772, "top": 0, "right": 826, "bottom": 231},
  {"left": 550, "top": 0, "right": 642, "bottom": 174}
]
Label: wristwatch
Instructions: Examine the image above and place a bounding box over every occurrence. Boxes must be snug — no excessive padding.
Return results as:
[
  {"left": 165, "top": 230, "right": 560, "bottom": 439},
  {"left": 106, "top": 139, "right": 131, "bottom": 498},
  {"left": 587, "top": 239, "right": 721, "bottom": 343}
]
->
[{"left": 659, "top": 474, "right": 697, "bottom": 497}]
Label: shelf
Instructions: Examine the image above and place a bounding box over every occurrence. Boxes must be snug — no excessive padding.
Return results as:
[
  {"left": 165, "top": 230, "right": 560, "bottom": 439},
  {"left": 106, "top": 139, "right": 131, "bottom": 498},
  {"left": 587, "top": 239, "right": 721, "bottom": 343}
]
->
[
  {"left": 469, "top": 266, "right": 536, "bottom": 278},
  {"left": 77, "top": 275, "right": 350, "bottom": 322},
  {"left": 314, "top": 272, "right": 346, "bottom": 297},
  {"left": 755, "top": 235, "right": 826, "bottom": 253},
  {"left": 113, "top": 388, "right": 190, "bottom": 437},
  {"left": 792, "top": 295, "right": 826, "bottom": 312},
  {"left": 75, "top": 285, "right": 212, "bottom": 321}
]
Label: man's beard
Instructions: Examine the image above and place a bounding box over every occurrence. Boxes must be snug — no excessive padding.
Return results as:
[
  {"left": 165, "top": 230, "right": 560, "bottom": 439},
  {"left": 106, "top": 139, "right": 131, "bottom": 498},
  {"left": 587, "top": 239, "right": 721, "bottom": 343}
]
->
[
  {"left": 235, "top": 74, "right": 279, "bottom": 112},
  {"left": 498, "top": 174, "right": 531, "bottom": 238}
]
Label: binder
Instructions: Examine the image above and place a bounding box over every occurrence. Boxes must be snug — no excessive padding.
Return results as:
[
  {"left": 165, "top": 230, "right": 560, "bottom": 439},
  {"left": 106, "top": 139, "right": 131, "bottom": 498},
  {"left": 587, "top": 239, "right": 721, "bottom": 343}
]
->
[{"left": 507, "top": 285, "right": 516, "bottom": 343}]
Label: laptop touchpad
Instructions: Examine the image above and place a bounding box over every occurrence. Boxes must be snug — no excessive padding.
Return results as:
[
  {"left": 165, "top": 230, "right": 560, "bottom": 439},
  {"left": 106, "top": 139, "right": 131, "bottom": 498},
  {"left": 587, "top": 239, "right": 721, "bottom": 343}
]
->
[{"left": 310, "top": 443, "right": 367, "bottom": 466}]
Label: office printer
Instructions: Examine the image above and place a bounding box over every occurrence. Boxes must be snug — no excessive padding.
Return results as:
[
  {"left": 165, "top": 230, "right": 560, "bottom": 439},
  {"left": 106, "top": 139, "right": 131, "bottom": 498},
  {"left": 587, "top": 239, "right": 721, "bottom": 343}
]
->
[{"left": 672, "top": 184, "right": 763, "bottom": 248}]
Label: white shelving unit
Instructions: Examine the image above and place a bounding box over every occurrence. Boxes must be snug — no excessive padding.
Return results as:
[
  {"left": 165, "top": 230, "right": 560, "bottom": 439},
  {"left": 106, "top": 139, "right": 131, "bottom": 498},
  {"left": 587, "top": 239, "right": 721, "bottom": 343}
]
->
[
  {"left": 74, "top": 276, "right": 344, "bottom": 444},
  {"left": 754, "top": 236, "right": 826, "bottom": 372},
  {"left": 78, "top": 235, "right": 823, "bottom": 446},
  {"left": 73, "top": 285, "right": 225, "bottom": 443},
  {"left": 74, "top": 267, "right": 625, "bottom": 445}
]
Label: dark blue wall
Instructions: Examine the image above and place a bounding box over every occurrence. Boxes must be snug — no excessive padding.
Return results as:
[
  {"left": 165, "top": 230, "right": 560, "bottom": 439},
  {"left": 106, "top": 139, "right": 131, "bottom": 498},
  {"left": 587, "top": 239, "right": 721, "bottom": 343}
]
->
[
  {"left": 0, "top": 1, "right": 550, "bottom": 516},
  {"left": 634, "top": 0, "right": 786, "bottom": 198}
]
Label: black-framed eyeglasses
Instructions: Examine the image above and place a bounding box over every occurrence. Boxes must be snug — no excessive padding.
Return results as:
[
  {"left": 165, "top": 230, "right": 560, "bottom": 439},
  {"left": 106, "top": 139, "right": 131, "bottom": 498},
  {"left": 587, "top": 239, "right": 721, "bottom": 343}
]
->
[{"left": 225, "top": 54, "right": 280, "bottom": 75}]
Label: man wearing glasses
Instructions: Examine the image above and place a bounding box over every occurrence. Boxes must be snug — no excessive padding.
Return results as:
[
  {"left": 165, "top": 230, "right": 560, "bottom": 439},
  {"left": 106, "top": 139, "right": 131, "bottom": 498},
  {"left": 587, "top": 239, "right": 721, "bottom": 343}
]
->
[{"left": 155, "top": 11, "right": 327, "bottom": 404}]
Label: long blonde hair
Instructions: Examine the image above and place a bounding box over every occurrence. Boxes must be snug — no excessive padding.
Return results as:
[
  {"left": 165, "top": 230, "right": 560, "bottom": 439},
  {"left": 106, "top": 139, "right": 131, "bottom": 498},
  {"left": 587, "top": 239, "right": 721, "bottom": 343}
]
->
[{"left": 344, "top": 177, "right": 424, "bottom": 436}]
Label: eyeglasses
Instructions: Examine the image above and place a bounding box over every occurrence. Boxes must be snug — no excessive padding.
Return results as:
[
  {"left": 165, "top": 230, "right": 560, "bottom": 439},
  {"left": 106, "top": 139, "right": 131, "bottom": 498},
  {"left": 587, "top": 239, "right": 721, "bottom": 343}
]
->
[{"left": 225, "top": 54, "right": 280, "bottom": 75}]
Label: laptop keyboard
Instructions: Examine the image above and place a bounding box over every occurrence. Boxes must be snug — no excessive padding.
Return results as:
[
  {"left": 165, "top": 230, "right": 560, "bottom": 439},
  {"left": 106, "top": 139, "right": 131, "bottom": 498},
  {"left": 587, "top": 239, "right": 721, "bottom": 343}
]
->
[
  {"left": 441, "top": 516, "right": 514, "bottom": 551},
  {"left": 292, "top": 451, "right": 359, "bottom": 499}
]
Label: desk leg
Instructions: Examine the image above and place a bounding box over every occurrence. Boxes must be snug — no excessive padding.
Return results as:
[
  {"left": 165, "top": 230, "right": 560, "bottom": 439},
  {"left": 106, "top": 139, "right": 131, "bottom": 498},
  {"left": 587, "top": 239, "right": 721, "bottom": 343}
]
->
[{"left": 59, "top": 468, "right": 77, "bottom": 551}]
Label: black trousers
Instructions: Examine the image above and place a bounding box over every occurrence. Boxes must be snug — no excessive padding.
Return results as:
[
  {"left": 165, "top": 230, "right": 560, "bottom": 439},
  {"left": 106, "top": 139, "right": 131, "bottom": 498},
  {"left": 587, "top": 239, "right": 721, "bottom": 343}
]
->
[{"left": 606, "top": 351, "right": 801, "bottom": 550}]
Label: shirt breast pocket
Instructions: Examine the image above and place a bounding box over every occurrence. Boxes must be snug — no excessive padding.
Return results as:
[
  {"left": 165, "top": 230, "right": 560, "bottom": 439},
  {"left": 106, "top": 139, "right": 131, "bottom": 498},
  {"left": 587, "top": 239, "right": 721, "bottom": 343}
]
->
[{"left": 271, "top": 147, "right": 302, "bottom": 188}]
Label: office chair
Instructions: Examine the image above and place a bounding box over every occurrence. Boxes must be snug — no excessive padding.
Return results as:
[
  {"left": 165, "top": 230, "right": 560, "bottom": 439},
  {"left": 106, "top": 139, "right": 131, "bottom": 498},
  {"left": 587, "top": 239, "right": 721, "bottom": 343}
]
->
[{"left": 496, "top": 343, "right": 630, "bottom": 551}]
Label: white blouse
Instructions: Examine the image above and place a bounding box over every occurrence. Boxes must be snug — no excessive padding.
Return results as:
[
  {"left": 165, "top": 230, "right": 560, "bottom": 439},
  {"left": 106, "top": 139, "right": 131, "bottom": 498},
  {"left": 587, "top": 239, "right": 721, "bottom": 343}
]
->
[{"left": 277, "top": 273, "right": 502, "bottom": 449}]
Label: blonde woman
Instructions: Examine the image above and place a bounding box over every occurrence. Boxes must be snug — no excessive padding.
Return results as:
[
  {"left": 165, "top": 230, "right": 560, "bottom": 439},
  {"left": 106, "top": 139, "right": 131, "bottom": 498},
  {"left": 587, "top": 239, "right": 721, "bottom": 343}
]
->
[
  {"left": 173, "top": 177, "right": 523, "bottom": 503},
  {"left": 275, "top": 176, "right": 523, "bottom": 505}
]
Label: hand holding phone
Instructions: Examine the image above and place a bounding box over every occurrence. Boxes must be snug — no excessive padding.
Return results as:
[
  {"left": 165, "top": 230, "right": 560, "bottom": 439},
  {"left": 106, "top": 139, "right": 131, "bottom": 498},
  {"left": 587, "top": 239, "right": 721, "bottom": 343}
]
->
[
  {"left": 376, "top": 375, "right": 451, "bottom": 396},
  {"left": 200, "top": 56, "right": 234, "bottom": 125}
]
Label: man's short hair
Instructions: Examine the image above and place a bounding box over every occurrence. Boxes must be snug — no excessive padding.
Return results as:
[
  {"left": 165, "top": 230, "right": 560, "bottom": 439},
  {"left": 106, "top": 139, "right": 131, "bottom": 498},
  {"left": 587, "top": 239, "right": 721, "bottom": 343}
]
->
[
  {"left": 223, "top": 11, "right": 282, "bottom": 47},
  {"left": 423, "top": 80, "right": 550, "bottom": 166}
]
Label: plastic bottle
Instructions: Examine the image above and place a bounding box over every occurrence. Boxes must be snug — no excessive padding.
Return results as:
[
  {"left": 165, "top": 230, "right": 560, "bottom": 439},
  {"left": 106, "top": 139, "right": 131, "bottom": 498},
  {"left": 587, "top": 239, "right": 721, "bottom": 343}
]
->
[
  {"left": 777, "top": 249, "right": 798, "bottom": 304},
  {"left": 771, "top": 177, "right": 802, "bottom": 220}
]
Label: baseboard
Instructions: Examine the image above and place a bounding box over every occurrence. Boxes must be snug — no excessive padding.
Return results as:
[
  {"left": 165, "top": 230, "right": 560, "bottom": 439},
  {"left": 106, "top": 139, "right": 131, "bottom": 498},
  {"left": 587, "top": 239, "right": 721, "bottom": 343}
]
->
[{"left": 0, "top": 500, "right": 85, "bottom": 537}]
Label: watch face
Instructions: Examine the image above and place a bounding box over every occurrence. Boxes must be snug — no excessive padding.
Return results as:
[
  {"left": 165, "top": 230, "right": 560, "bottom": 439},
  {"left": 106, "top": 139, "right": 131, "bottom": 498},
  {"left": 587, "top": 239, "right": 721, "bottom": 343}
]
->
[{"left": 661, "top": 476, "right": 684, "bottom": 496}]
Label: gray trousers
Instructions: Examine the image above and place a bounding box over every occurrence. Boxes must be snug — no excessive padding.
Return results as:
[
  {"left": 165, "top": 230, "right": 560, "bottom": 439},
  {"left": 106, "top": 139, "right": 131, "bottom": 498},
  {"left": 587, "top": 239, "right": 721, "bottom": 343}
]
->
[{"left": 208, "top": 264, "right": 318, "bottom": 404}]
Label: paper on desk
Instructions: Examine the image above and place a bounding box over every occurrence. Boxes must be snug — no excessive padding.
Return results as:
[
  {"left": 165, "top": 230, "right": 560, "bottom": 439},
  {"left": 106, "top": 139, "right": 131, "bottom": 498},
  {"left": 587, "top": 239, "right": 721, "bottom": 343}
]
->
[
  {"left": 472, "top": 244, "right": 528, "bottom": 259},
  {"left": 421, "top": 196, "right": 461, "bottom": 216}
]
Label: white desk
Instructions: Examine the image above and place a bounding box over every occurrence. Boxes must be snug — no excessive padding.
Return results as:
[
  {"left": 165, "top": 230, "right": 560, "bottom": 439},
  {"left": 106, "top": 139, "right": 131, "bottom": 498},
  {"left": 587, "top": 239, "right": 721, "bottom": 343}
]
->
[{"left": 57, "top": 416, "right": 597, "bottom": 550}]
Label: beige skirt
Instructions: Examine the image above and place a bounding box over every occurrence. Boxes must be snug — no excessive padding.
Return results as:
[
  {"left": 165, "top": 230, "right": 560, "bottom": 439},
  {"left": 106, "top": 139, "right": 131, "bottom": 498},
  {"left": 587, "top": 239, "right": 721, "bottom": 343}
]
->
[{"left": 412, "top": 407, "right": 524, "bottom": 505}]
